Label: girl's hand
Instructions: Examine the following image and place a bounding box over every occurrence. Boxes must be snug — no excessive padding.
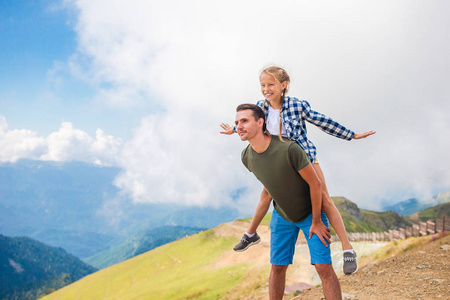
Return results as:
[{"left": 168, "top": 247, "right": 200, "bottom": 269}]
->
[
  {"left": 220, "top": 123, "right": 235, "bottom": 135},
  {"left": 353, "top": 131, "right": 376, "bottom": 140}
]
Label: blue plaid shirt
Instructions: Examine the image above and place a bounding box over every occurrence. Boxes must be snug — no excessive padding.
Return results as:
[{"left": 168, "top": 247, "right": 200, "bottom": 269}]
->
[{"left": 256, "top": 96, "right": 354, "bottom": 163}]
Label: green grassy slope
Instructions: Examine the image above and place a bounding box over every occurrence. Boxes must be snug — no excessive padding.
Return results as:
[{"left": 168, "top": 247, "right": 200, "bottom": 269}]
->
[
  {"left": 417, "top": 202, "right": 450, "bottom": 221},
  {"left": 84, "top": 226, "right": 204, "bottom": 269},
  {"left": 41, "top": 229, "right": 253, "bottom": 300},
  {"left": 239, "top": 211, "right": 272, "bottom": 226}
]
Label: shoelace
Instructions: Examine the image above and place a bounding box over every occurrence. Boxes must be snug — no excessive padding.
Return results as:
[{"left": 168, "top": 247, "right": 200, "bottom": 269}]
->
[{"left": 241, "top": 236, "right": 251, "bottom": 243}]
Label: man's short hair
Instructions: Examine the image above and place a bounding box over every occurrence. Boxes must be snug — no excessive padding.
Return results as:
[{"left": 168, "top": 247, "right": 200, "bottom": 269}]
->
[{"left": 236, "top": 103, "right": 267, "bottom": 133}]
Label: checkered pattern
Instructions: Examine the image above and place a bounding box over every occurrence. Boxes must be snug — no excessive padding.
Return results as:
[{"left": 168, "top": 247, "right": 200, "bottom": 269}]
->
[{"left": 256, "top": 96, "right": 354, "bottom": 162}]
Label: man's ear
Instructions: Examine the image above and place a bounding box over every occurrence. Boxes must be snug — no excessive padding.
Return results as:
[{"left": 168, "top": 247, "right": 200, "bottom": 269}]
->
[{"left": 258, "top": 117, "right": 264, "bottom": 128}]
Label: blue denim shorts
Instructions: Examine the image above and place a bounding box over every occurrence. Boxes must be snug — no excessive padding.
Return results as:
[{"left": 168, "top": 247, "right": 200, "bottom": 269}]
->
[{"left": 270, "top": 209, "right": 332, "bottom": 265}]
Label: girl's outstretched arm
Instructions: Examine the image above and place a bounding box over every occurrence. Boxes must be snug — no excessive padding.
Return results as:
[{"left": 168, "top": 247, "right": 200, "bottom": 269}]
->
[
  {"left": 300, "top": 100, "right": 375, "bottom": 141},
  {"left": 220, "top": 123, "right": 235, "bottom": 135},
  {"left": 353, "top": 131, "right": 376, "bottom": 139}
]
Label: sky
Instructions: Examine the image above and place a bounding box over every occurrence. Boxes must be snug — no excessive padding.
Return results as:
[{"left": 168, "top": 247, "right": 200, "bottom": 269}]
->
[{"left": 0, "top": 0, "right": 449, "bottom": 212}]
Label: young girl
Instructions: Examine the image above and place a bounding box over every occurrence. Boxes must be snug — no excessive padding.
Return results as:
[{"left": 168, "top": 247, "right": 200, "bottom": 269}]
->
[{"left": 220, "top": 65, "right": 375, "bottom": 275}]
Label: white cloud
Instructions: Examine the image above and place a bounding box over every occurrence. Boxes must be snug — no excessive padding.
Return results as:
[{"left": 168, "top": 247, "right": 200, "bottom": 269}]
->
[
  {"left": 53, "top": 0, "right": 450, "bottom": 210},
  {"left": 0, "top": 116, "right": 47, "bottom": 163},
  {"left": 114, "top": 109, "right": 262, "bottom": 210},
  {"left": 0, "top": 115, "right": 122, "bottom": 166}
]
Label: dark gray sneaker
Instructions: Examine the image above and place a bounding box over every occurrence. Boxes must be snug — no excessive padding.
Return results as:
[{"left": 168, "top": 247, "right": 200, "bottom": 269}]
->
[
  {"left": 343, "top": 251, "right": 358, "bottom": 275},
  {"left": 233, "top": 233, "right": 261, "bottom": 252}
]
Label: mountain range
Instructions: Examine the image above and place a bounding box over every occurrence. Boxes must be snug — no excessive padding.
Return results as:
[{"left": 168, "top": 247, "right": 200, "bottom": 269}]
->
[
  {"left": 382, "top": 191, "right": 450, "bottom": 215},
  {"left": 0, "top": 159, "right": 242, "bottom": 259}
]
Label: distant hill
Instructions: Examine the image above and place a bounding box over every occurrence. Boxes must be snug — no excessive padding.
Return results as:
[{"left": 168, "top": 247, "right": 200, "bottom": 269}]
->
[
  {"left": 409, "top": 202, "right": 450, "bottom": 222},
  {"left": 332, "top": 197, "right": 412, "bottom": 233},
  {"left": 0, "top": 159, "right": 241, "bottom": 259},
  {"left": 383, "top": 198, "right": 432, "bottom": 216},
  {"left": 383, "top": 191, "right": 450, "bottom": 215},
  {"left": 85, "top": 225, "right": 205, "bottom": 269},
  {"left": 0, "top": 234, "right": 96, "bottom": 300}
]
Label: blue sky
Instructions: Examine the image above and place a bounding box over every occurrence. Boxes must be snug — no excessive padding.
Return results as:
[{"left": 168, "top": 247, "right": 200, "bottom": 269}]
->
[
  {"left": 1, "top": 0, "right": 449, "bottom": 211},
  {"left": 1, "top": 1, "right": 78, "bottom": 133},
  {"left": 0, "top": 1, "right": 75, "bottom": 79},
  {"left": 0, "top": 0, "right": 148, "bottom": 138}
]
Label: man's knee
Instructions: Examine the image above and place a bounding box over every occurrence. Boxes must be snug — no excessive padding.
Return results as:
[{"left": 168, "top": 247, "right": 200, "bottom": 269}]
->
[
  {"left": 315, "top": 263, "right": 336, "bottom": 278},
  {"left": 271, "top": 264, "right": 289, "bottom": 274}
]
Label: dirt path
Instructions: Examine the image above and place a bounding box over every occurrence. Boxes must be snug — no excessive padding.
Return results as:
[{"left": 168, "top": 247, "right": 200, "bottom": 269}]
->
[{"left": 293, "top": 232, "right": 450, "bottom": 300}]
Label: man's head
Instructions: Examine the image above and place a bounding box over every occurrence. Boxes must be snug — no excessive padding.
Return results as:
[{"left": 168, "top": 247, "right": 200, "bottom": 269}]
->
[{"left": 235, "top": 104, "right": 266, "bottom": 141}]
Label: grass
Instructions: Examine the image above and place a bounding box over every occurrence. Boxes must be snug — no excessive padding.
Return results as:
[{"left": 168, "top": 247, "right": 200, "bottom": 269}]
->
[
  {"left": 238, "top": 212, "right": 272, "bottom": 227},
  {"left": 40, "top": 229, "right": 252, "bottom": 300},
  {"left": 418, "top": 203, "right": 450, "bottom": 221}
]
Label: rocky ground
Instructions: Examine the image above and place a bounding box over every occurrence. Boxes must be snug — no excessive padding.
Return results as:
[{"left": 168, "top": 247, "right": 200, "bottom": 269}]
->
[{"left": 293, "top": 232, "right": 450, "bottom": 300}]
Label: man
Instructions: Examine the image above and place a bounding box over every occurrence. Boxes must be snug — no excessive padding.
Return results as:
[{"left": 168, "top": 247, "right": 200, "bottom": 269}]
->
[{"left": 235, "top": 103, "right": 342, "bottom": 300}]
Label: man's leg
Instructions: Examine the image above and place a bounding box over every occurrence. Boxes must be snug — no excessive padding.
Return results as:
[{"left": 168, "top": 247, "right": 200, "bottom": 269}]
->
[
  {"left": 269, "top": 264, "right": 289, "bottom": 300},
  {"left": 315, "top": 263, "right": 342, "bottom": 300},
  {"left": 300, "top": 211, "right": 341, "bottom": 299},
  {"left": 269, "top": 211, "right": 298, "bottom": 299}
]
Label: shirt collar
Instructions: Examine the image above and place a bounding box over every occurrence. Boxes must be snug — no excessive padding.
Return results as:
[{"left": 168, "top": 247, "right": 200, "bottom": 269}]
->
[{"left": 264, "top": 96, "right": 289, "bottom": 111}]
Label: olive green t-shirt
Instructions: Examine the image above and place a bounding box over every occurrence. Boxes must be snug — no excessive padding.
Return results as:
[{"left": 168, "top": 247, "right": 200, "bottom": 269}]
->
[{"left": 241, "top": 135, "right": 312, "bottom": 223}]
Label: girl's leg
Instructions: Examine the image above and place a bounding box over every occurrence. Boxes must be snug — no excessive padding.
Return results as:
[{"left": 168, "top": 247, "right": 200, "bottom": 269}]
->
[
  {"left": 246, "top": 187, "right": 272, "bottom": 234},
  {"left": 313, "top": 163, "right": 352, "bottom": 250},
  {"left": 233, "top": 187, "right": 271, "bottom": 252}
]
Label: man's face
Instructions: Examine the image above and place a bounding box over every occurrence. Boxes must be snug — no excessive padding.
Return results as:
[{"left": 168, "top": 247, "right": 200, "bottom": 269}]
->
[{"left": 235, "top": 109, "right": 262, "bottom": 141}]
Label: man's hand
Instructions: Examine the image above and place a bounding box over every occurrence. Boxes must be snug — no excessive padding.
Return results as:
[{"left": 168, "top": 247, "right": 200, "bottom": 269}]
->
[
  {"left": 309, "top": 221, "right": 331, "bottom": 247},
  {"left": 220, "top": 123, "right": 235, "bottom": 135}
]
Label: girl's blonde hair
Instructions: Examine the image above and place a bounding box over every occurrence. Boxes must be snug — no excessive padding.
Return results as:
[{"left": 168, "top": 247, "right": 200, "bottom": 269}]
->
[{"left": 259, "top": 66, "right": 291, "bottom": 141}]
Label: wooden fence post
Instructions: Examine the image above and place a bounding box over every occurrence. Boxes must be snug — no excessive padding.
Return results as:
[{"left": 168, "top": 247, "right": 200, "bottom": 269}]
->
[{"left": 426, "top": 220, "right": 436, "bottom": 234}]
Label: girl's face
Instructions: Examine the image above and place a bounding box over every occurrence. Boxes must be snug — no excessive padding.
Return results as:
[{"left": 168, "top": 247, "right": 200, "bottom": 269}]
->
[{"left": 260, "top": 73, "right": 287, "bottom": 104}]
